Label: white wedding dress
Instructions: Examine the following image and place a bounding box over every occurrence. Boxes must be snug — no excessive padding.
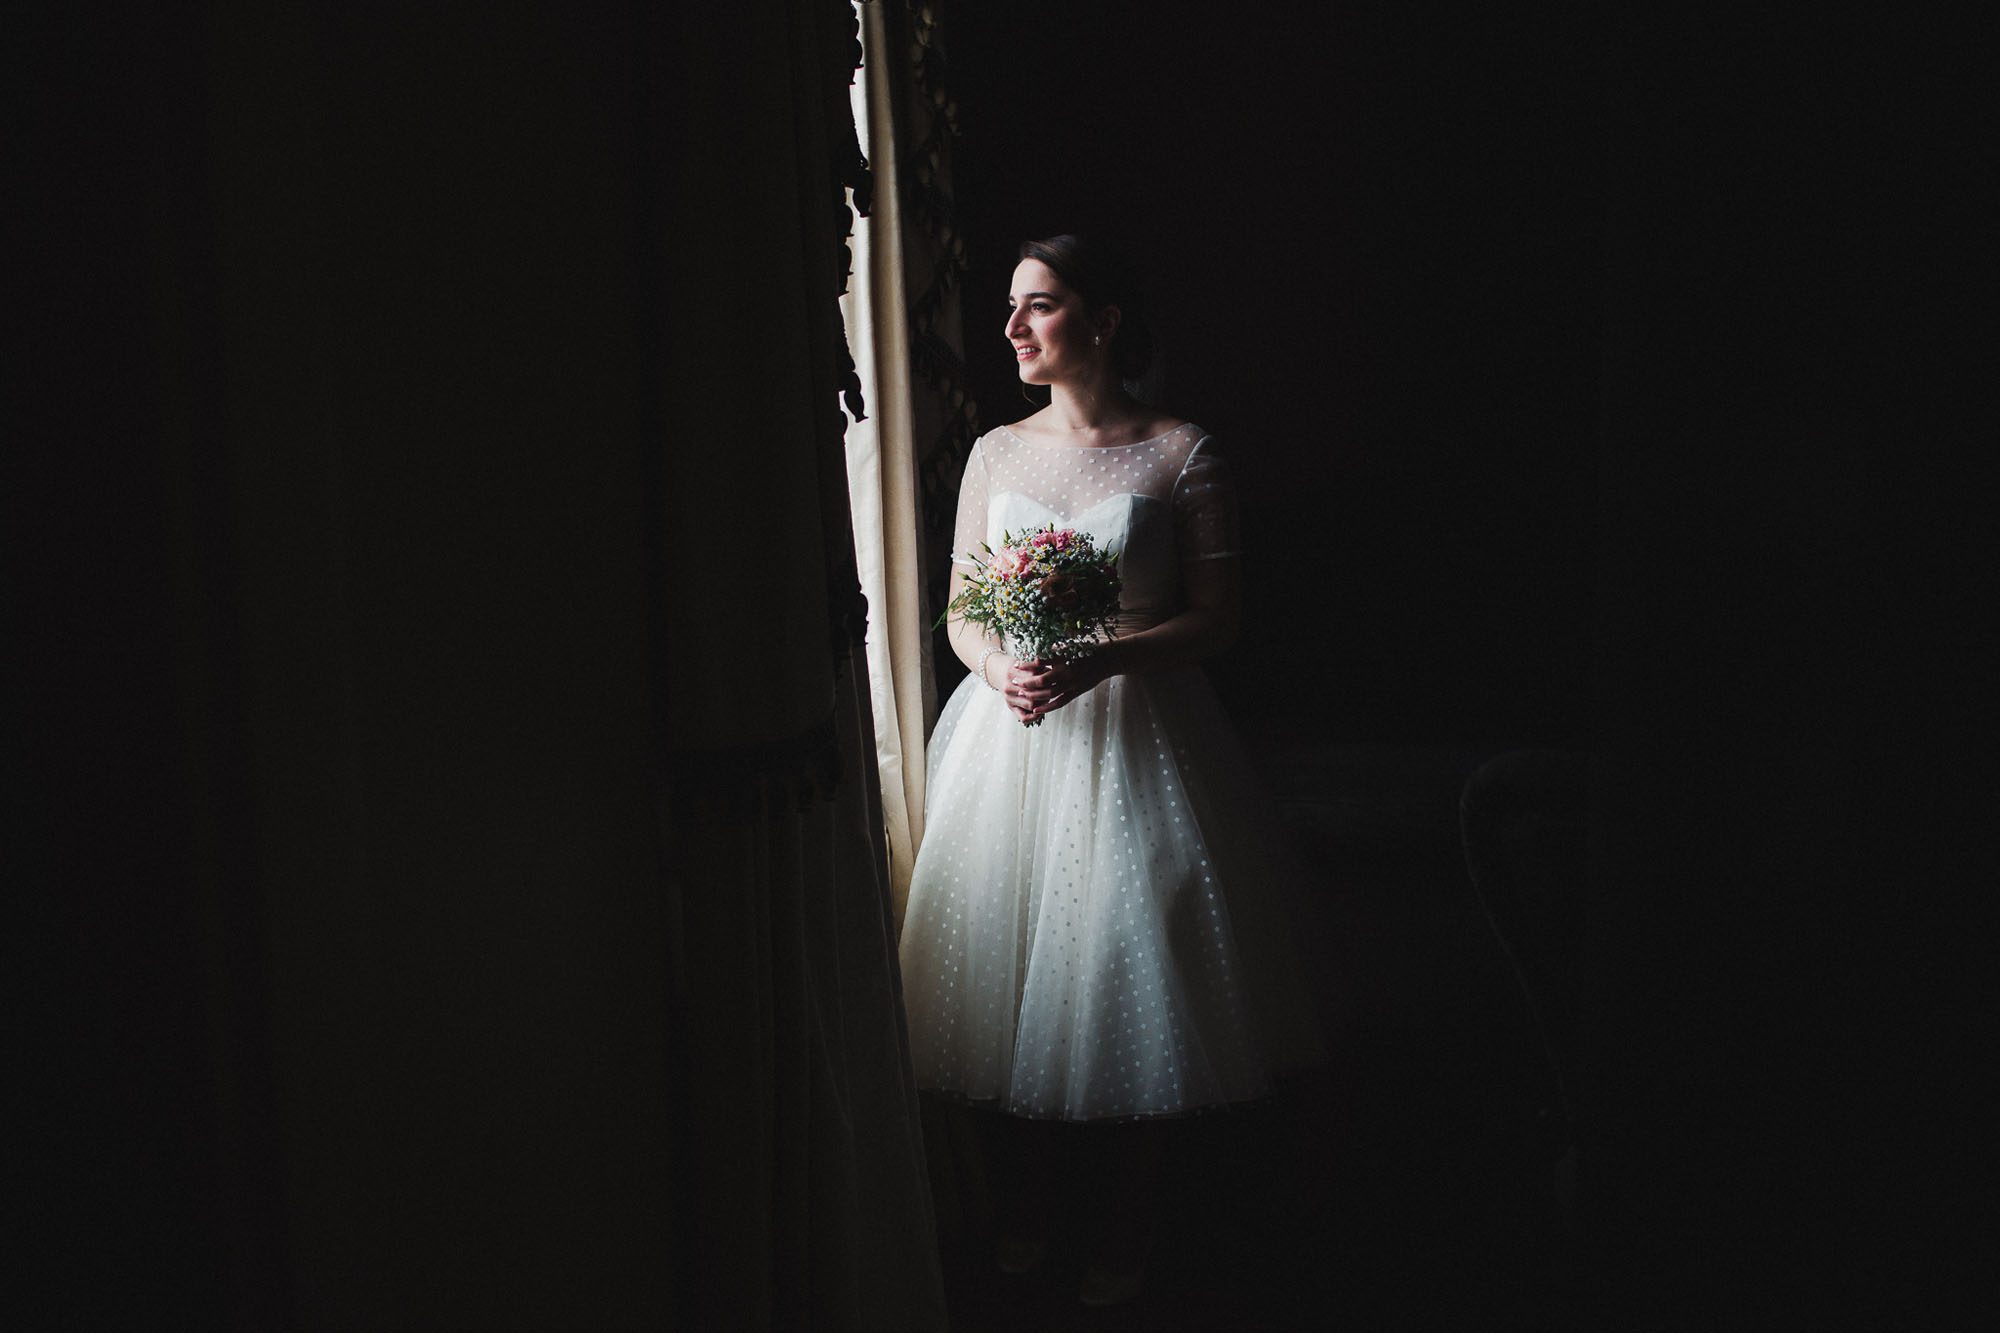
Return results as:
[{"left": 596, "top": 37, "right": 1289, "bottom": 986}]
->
[{"left": 898, "top": 422, "right": 1318, "bottom": 1122}]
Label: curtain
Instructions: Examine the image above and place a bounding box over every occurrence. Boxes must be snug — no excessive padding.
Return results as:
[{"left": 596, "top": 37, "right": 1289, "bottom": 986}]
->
[
  {"left": 13, "top": 2, "right": 947, "bottom": 1327},
  {"left": 662, "top": 1, "right": 947, "bottom": 1326},
  {"left": 842, "top": 0, "right": 933, "bottom": 924},
  {"left": 841, "top": 1, "right": 979, "bottom": 924}
]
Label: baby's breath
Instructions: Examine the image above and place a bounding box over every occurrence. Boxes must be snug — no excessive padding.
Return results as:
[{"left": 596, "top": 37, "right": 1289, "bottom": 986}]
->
[{"left": 938, "top": 523, "right": 1124, "bottom": 687}]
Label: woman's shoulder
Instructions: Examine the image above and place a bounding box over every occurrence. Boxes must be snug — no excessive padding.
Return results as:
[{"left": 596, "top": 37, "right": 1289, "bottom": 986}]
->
[
  {"left": 996, "top": 408, "right": 1051, "bottom": 443},
  {"left": 1108, "top": 411, "right": 1199, "bottom": 448},
  {"left": 998, "top": 409, "right": 1201, "bottom": 449},
  {"left": 983, "top": 411, "right": 1060, "bottom": 441},
  {"left": 1155, "top": 419, "right": 1219, "bottom": 458}
]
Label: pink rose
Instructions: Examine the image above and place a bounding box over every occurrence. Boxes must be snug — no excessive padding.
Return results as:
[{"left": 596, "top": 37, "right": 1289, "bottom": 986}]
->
[{"left": 991, "top": 547, "right": 1032, "bottom": 578}]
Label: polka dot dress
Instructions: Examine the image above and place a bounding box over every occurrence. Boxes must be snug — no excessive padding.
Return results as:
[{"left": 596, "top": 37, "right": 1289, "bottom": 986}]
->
[{"left": 898, "top": 423, "right": 1286, "bottom": 1121}]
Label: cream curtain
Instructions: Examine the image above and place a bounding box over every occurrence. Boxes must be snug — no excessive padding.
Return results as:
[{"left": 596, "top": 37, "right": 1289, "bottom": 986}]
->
[{"left": 843, "top": 0, "right": 939, "bottom": 927}]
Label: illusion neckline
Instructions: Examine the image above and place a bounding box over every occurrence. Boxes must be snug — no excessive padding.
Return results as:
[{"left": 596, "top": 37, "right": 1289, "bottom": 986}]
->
[{"left": 996, "top": 422, "right": 1195, "bottom": 451}]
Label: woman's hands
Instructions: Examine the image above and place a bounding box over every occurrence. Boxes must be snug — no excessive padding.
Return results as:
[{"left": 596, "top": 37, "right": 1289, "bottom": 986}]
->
[
  {"left": 983, "top": 653, "right": 1041, "bottom": 726},
  {"left": 1001, "top": 650, "right": 1117, "bottom": 725}
]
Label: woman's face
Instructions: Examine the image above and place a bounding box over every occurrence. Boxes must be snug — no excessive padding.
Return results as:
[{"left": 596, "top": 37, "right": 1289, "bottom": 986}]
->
[{"left": 1005, "top": 258, "right": 1098, "bottom": 385}]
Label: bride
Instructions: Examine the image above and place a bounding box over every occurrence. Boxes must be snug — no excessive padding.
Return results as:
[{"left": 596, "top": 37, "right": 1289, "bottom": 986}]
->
[{"left": 898, "top": 233, "right": 1318, "bottom": 1306}]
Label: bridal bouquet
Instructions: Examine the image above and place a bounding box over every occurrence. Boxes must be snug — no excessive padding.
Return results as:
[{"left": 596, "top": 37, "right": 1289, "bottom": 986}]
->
[{"left": 942, "top": 524, "right": 1123, "bottom": 724}]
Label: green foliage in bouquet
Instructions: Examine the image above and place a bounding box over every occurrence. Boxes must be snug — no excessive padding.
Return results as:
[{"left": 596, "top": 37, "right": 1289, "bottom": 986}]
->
[{"left": 938, "top": 522, "right": 1124, "bottom": 666}]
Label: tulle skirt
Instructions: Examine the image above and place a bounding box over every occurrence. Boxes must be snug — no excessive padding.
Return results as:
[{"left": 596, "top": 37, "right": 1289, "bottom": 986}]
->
[{"left": 898, "top": 664, "right": 1320, "bottom": 1122}]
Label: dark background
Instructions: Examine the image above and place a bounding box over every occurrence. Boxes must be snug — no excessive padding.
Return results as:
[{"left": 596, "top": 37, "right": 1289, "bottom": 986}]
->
[
  {"left": 10, "top": 0, "right": 1982, "bottom": 1327},
  {"left": 948, "top": 3, "right": 1604, "bottom": 747},
  {"left": 935, "top": 4, "right": 1969, "bottom": 1325}
]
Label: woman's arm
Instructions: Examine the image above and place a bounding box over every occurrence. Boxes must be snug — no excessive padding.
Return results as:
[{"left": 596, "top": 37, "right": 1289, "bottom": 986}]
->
[
  {"left": 944, "top": 565, "right": 1046, "bottom": 724},
  {"left": 1018, "top": 435, "right": 1244, "bottom": 719},
  {"left": 944, "top": 566, "right": 1001, "bottom": 675},
  {"left": 1097, "top": 554, "right": 1242, "bottom": 674},
  {"left": 940, "top": 437, "right": 1050, "bottom": 723},
  {"left": 1016, "top": 554, "right": 1241, "bottom": 717}
]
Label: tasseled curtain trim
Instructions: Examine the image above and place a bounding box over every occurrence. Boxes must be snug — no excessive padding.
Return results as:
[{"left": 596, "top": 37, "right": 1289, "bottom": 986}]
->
[
  {"left": 666, "top": 604, "right": 867, "bottom": 820},
  {"left": 667, "top": 714, "right": 842, "bottom": 819}
]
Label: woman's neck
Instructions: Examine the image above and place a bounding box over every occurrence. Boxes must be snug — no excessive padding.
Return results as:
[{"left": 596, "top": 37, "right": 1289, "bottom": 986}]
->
[{"left": 1045, "top": 374, "right": 1138, "bottom": 432}]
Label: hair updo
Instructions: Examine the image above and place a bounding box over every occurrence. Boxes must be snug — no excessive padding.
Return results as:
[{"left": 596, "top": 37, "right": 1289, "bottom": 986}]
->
[{"left": 1018, "top": 233, "right": 1156, "bottom": 383}]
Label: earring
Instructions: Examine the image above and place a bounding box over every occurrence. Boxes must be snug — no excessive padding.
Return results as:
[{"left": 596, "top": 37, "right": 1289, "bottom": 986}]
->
[{"left": 1093, "top": 335, "right": 1102, "bottom": 345}]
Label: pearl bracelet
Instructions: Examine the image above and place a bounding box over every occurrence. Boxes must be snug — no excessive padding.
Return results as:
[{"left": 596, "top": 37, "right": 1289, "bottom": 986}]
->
[{"left": 977, "top": 647, "right": 1004, "bottom": 691}]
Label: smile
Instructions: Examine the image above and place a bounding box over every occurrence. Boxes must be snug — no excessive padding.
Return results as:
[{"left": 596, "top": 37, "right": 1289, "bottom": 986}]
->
[{"left": 1015, "top": 346, "right": 1039, "bottom": 360}]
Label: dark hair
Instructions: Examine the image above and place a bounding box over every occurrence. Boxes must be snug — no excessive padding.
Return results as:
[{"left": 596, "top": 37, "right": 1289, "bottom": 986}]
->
[{"left": 1018, "top": 233, "right": 1156, "bottom": 381}]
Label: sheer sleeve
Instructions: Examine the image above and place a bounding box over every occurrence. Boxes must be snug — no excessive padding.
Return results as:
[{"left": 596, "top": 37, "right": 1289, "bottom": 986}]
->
[
  {"left": 1172, "top": 436, "right": 1241, "bottom": 563},
  {"left": 951, "top": 437, "right": 991, "bottom": 570},
  {"left": 945, "top": 439, "right": 1004, "bottom": 678}
]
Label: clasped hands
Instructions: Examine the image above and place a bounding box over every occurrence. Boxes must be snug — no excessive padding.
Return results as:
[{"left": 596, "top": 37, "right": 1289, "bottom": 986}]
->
[{"left": 998, "top": 651, "right": 1115, "bottom": 726}]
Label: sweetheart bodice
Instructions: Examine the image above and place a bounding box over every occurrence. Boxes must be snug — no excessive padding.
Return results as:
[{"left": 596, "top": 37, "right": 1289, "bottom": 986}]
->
[{"left": 951, "top": 422, "right": 1239, "bottom": 632}]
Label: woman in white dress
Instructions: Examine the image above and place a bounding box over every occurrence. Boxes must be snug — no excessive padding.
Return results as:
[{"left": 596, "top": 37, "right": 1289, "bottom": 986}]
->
[{"left": 898, "top": 234, "right": 1319, "bottom": 1306}]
